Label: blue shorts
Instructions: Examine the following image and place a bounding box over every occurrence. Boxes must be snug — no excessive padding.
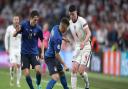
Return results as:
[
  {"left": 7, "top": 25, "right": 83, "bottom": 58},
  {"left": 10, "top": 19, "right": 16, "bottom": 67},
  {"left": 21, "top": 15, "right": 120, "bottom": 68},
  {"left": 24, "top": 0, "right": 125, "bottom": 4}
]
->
[
  {"left": 21, "top": 54, "right": 40, "bottom": 70},
  {"left": 45, "top": 57, "right": 63, "bottom": 75}
]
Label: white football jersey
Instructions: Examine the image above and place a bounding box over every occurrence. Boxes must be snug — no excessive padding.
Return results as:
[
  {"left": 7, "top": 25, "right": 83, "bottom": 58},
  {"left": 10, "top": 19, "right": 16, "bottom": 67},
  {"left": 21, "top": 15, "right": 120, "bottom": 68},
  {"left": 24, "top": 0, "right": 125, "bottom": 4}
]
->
[
  {"left": 5, "top": 25, "right": 21, "bottom": 53},
  {"left": 69, "top": 16, "right": 91, "bottom": 48}
]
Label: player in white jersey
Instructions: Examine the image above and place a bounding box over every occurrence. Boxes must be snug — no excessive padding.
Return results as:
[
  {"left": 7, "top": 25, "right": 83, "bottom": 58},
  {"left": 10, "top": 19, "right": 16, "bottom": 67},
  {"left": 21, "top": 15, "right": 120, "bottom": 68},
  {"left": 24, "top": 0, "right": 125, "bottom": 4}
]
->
[
  {"left": 68, "top": 5, "right": 91, "bottom": 89},
  {"left": 4, "top": 15, "right": 21, "bottom": 87}
]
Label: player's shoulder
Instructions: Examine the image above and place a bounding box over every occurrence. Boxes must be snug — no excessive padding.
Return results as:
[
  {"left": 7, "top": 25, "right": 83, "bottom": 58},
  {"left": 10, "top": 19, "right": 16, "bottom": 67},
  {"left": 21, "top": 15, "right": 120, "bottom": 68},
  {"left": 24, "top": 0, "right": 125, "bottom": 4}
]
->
[
  {"left": 51, "top": 25, "right": 59, "bottom": 37},
  {"left": 6, "top": 25, "right": 14, "bottom": 31},
  {"left": 78, "top": 16, "right": 87, "bottom": 22},
  {"left": 36, "top": 24, "right": 42, "bottom": 31},
  {"left": 21, "top": 19, "right": 30, "bottom": 27}
]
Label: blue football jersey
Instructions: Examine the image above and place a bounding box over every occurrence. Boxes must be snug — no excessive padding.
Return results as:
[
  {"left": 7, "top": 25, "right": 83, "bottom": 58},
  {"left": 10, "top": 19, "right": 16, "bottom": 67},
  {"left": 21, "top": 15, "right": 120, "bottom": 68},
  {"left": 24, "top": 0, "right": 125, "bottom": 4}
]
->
[
  {"left": 45, "top": 25, "right": 62, "bottom": 58},
  {"left": 20, "top": 20, "right": 43, "bottom": 55}
]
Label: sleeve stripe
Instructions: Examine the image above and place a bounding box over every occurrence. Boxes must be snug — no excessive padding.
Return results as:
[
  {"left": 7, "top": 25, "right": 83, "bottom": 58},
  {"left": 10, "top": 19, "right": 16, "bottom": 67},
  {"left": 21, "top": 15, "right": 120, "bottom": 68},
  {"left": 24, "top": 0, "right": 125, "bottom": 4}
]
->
[{"left": 83, "top": 23, "right": 87, "bottom": 27}]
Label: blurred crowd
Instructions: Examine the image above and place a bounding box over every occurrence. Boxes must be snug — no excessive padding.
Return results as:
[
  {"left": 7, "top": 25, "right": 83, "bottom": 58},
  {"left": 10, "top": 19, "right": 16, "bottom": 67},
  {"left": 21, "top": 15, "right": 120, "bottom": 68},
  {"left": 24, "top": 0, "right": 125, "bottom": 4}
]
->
[{"left": 0, "top": 0, "right": 128, "bottom": 52}]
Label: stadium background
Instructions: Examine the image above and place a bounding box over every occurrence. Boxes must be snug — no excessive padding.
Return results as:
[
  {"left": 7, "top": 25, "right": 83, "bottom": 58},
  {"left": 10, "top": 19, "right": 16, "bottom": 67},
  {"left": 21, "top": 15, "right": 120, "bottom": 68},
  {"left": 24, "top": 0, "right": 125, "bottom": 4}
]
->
[{"left": 0, "top": 0, "right": 128, "bottom": 89}]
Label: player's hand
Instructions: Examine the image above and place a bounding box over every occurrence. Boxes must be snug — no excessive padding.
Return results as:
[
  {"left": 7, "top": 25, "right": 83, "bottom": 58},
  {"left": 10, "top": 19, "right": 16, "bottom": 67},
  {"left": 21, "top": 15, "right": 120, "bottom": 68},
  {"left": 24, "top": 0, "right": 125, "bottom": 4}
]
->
[
  {"left": 40, "top": 52, "right": 44, "bottom": 60},
  {"left": 63, "top": 38, "right": 70, "bottom": 43},
  {"left": 64, "top": 64, "right": 69, "bottom": 72},
  {"left": 15, "top": 24, "right": 21, "bottom": 32},
  {"left": 80, "top": 41, "right": 85, "bottom": 50}
]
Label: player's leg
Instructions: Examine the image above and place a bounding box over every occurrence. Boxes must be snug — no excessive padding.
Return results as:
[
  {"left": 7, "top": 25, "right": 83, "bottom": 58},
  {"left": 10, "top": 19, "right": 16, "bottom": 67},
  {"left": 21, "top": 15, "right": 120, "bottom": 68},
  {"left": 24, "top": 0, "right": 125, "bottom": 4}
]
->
[
  {"left": 13, "top": 54, "right": 21, "bottom": 87},
  {"left": 45, "top": 57, "right": 59, "bottom": 89},
  {"left": 31, "top": 55, "right": 42, "bottom": 89},
  {"left": 71, "top": 61, "right": 79, "bottom": 89},
  {"left": 79, "top": 51, "right": 91, "bottom": 89},
  {"left": 79, "top": 65, "right": 89, "bottom": 89},
  {"left": 16, "top": 64, "right": 21, "bottom": 87},
  {"left": 59, "top": 71, "right": 69, "bottom": 89},
  {"left": 9, "top": 64, "right": 15, "bottom": 86},
  {"left": 21, "top": 54, "right": 34, "bottom": 89},
  {"left": 71, "top": 46, "right": 81, "bottom": 89},
  {"left": 57, "top": 60, "right": 69, "bottom": 89},
  {"left": 9, "top": 54, "right": 16, "bottom": 86}
]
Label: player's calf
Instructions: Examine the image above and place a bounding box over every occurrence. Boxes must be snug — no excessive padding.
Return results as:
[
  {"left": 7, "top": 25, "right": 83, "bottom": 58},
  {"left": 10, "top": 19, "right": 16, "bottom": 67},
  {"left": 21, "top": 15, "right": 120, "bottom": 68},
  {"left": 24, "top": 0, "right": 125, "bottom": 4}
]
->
[
  {"left": 59, "top": 71, "right": 69, "bottom": 89},
  {"left": 46, "top": 73, "right": 59, "bottom": 89}
]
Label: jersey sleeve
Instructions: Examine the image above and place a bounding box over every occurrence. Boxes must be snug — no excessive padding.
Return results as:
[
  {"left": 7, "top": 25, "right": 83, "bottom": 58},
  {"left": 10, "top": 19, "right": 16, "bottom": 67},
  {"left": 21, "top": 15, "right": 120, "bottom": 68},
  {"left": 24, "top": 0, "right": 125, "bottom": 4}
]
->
[
  {"left": 80, "top": 17, "right": 88, "bottom": 29},
  {"left": 53, "top": 38, "right": 61, "bottom": 53},
  {"left": 4, "top": 26, "right": 10, "bottom": 51},
  {"left": 38, "top": 27, "right": 43, "bottom": 41}
]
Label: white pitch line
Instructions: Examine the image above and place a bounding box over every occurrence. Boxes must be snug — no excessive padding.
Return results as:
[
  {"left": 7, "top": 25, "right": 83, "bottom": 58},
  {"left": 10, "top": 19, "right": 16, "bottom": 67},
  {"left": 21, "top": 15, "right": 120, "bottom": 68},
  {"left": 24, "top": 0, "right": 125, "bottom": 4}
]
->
[{"left": 0, "top": 71, "right": 83, "bottom": 89}]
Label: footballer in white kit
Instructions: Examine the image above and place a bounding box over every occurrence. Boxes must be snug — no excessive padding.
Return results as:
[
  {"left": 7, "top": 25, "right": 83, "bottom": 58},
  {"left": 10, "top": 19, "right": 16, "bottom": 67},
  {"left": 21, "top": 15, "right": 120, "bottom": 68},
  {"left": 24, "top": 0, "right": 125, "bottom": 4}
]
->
[
  {"left": 68, "top": 5, "right": 91, "bottom": 89},
  {"left": 4, "top": 15, "right": 21, "bottom": 87},
  {"left": 5, "top": 25, "right": 21, "bottom": 64},
  {"left": 69, "top": 16, "right": 91, "bottom": 67}
]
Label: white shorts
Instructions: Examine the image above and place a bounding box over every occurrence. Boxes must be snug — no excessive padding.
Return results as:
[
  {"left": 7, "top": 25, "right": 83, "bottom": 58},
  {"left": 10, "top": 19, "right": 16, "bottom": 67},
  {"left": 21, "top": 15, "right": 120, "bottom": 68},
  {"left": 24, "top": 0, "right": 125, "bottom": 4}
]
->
[
  {"left": 72, "top": 45, "right": 91, "bottom": 67},
  {"left": 9, "top": 53, "right": 21, "bottom": 65}
]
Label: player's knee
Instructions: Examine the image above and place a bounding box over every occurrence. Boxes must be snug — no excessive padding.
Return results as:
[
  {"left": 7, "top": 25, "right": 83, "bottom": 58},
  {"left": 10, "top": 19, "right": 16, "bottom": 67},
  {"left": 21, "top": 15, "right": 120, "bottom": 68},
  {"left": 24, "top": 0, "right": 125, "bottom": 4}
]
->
[
  {"left": 35, "top": 66, "right": 41, "bottom": 73},
  {"left": 23, "top": 69, "right": 30, "bottom": 76},
  {"left": 78, "top": 68, "right": 84, "bottom": 75},
  {"left": 51, "top": 73, "right": 59, "bottom": 81},
  {"left": 59, "top": 71, "right": 65, "bottom": 76}
]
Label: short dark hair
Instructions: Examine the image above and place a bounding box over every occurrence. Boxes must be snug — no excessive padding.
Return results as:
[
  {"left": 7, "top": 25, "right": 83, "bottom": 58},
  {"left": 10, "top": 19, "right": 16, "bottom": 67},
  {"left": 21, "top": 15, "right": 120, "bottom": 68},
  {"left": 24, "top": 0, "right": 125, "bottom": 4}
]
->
[
  {"left": 69, "top": 5, "right": 77, "bottom": 12},
  {"left": 30, "top": 10, "right": 39, "bottom": 18},
  {"left": 61, "top": 17, "right": 69, "bottom": 26}
]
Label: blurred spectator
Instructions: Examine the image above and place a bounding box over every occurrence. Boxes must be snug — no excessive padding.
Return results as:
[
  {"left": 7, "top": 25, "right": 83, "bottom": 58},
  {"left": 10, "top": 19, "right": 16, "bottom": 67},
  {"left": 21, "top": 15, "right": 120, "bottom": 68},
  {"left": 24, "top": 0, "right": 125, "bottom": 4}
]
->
[
  {"left": 0, "top": 0, "right": 127, "bottom": 51},
  {"left": 43, "top": 22, "right": 50, "bottom": 51}
]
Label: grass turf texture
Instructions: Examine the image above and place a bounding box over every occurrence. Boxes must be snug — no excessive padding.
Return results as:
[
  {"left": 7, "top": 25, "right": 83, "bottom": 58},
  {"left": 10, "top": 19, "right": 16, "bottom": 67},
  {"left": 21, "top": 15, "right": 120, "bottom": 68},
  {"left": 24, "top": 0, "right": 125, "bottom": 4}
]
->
[{"left": 0, "top": 68, "right": 128, "bottom": 89}]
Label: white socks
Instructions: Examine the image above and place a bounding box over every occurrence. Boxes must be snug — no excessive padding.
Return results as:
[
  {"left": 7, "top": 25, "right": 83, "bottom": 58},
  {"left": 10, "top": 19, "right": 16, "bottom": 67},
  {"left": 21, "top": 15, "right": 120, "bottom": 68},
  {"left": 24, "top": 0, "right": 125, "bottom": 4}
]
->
[
  {"left": 71, "top": 73, "right": 77, "bottom": 89},
  {"left": 81, "top": 72, "right": 89, "bottom": 88},
  {"left": 10, "top": 67, "right": 14, "bottom": 80},
  {"left": 16, "top": 67, "right": 21, "bottom": 85}
]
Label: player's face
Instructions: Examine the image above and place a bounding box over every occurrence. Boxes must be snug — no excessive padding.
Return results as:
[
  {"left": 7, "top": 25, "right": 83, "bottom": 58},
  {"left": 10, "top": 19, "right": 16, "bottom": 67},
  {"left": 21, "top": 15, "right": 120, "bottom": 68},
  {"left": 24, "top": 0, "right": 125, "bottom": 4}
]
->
[
  {"left": 30, "top": 16, "right": 39, "bottom": 26},
  {"left": 13, "top": 16, "right": 20, "bottom": 26},
  {"left": 60, "top": 23, "right": 68, "bottom": 33},
  {"left": 69, "top": 11, "right": 77, "bottom": 22}
]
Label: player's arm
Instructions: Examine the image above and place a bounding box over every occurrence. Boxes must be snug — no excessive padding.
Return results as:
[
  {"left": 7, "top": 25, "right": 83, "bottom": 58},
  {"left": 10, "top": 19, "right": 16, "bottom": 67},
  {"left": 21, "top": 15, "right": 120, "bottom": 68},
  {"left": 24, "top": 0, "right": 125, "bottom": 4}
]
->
[
  {"left": 4, "top": 27, "right": 10, "bottom": 53},
  {"left": 40, "top": 40, "right": 44, "bottom": 59},
  {"left": 83, "top": 25, "right": 91, "bottom": 43},
  {"left": 62, "top": 28, "right": 72, "bottom": 43},
  {"left": 54, "top": 39, "right": 69, "bottom": 71},
  {"left": 13, "top": 25, "right": 21, "bottom": 37},
  {"left": 38, "top": 28, "right": 44, "bottom": 59},
  {"left": 80, "top": 18, "right": 91, "bottom": 49}
]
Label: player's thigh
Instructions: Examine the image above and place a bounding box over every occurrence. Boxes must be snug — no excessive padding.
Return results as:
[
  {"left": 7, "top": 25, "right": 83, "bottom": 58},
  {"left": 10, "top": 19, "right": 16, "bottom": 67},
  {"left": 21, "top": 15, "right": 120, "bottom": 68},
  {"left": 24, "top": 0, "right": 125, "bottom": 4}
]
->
[
  {"left": 56, "top": 60, "right": 63, "bottom": 72},
  {"left": 23, "top": 68, "right": 30, "bottom": 76},
  {"left": 30, "top": 55, "right": 40, "bottom": 69},
  {"left": 45, "top": 58, "right": 58, "bottom": 75},
  {"left": 72, "top": 61, "right": 79, "bottom": 73},
  {"left": 21, "top": 54, "right": 30, "bottom": 70},
  {"left": 78, "top": 64, "right": 86, "bottom": 74},
  {"left": 9, "top": 54, "right": 17, "bottom": 65},
  {"left": 81, "top": 50, "right": 91, "bottom": 68},
  {"left": 51, "top": 73, "right": 60, "bottom": 81}
]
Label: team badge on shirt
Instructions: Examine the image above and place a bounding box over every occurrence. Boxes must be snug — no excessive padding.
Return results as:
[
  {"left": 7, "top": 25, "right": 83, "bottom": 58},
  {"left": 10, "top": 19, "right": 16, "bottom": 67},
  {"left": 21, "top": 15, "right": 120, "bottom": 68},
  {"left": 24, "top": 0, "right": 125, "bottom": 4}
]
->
[{"left": 57, "top": 44, "right": 60, "bottom": 49}]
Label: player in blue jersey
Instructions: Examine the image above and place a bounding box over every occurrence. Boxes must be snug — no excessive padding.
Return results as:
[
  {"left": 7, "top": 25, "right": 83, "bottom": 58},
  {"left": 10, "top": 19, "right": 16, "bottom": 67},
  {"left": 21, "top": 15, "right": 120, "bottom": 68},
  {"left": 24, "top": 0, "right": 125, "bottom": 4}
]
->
[
  {"left": 13, "top": 10, "right": 43, "bottom": 89},
  {"left": 45, "top": 17, "right": 69, "bottom": 89}
]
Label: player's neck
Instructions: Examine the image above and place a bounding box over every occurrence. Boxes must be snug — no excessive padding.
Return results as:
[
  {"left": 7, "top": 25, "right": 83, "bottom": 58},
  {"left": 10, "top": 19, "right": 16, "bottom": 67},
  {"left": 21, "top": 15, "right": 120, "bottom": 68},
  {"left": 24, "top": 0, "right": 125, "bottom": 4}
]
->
[
  {"left": 30, "top": 20, "right": 36, "bottom": 27},
  {"left": 72, "top": 16, "right": 78, "bottom": 23}
]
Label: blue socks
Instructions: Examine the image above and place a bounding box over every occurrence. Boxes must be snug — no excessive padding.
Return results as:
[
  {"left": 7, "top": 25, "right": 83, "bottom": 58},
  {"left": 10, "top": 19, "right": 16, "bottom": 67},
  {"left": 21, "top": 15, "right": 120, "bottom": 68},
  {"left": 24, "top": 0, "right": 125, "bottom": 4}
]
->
[
  {"left": 46, "top": 79, "right": 57, "bottom": 89},
  {"left": 60, "top": 75, "right": 69, "bottom": 89},
  {"left": 26, "top": 75, "right": 34, "bottom": 89},
  {"left": 36, "top": 72, "right": 41, "bottom": 85}
]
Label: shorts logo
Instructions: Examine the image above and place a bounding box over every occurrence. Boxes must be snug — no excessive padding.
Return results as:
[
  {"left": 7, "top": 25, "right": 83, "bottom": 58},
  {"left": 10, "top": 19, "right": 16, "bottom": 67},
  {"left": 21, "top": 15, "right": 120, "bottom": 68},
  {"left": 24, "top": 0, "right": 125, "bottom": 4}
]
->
[
  {"left": 54, "top": 66, "right": 57, "bottom": 71},
  {"left": 21, "top": 62, "right": 23, "bottom": 67},
  {"left": 34, "top": 33, "right": 36, "bottom": 36}
]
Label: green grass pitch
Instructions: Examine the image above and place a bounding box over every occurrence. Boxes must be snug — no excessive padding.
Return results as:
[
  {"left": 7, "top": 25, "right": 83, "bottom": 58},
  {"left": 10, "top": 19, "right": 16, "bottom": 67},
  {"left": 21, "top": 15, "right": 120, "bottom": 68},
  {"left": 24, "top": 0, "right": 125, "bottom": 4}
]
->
[{"left": 0, "top": 68, "right": 128, "bottom": 89}]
